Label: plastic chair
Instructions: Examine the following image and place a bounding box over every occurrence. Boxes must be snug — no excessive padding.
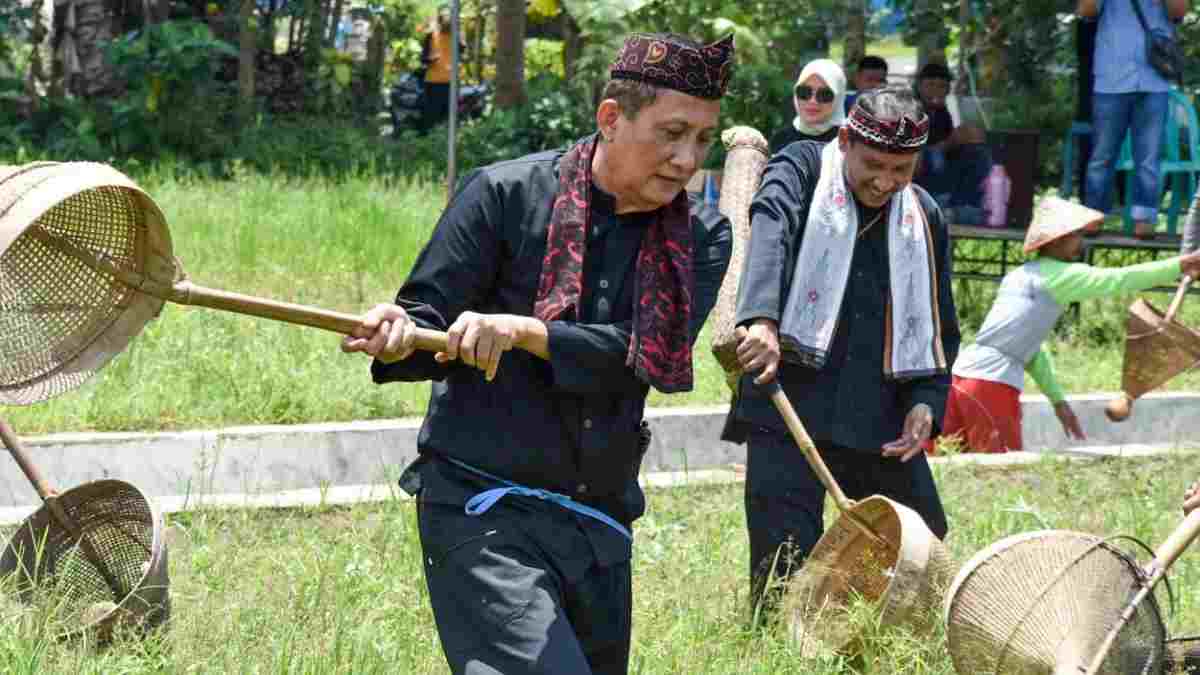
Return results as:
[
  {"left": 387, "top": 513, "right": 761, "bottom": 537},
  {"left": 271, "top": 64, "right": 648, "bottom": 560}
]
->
[{"left": 1115, "top": 89, "right": 1200, "bottom": 235}]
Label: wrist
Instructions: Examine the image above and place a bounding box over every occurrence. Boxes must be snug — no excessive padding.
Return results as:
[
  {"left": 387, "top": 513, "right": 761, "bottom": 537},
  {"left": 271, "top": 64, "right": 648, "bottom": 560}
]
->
[{"left": 514, "top": 316, "right": 543, "bottom": 351}]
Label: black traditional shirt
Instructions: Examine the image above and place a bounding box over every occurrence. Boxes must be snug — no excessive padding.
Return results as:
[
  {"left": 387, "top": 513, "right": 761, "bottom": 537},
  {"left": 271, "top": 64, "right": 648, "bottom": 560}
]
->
[
  {"left": 374, "top": 148, "right": 732, "bottom": 534},
  {"left": 768, "top": 124, "right": 839, "bottom": 155},
  {"left": 725, "top": 140, "right": 961, "bottom": 450},
  {"left": 925, "top": 104, "right": 955, "bottom": 147}
]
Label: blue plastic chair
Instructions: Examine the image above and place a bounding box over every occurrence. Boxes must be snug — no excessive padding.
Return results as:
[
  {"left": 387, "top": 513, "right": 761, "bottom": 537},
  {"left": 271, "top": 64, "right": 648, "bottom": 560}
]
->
[
  {"left": 1114, "top": 89, "right": 1200, "bottom": 235},
  {"left": 1058, "top": 89, "right": 1200, "bottom": 235}
]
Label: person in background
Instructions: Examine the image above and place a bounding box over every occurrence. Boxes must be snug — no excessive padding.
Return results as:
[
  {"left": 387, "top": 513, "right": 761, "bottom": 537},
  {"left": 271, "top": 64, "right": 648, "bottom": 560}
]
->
[
  {"left": 844, "top": 55, "right": 889, "bottom": 114},
  {"left": 769, "top": 58, "right": 846, "bottom": 153},
  {"left": 1077, "top": 0, "right": 1188, "bottom": 239},
  {"left": 939, "top": 197, "right": 1200, "bottom": 453},
  {"left": 418, "top": 4, "right": 465, "bottom": 131},
  {"left": 912, "top": 62, "right": 993, "bottom": 224}
]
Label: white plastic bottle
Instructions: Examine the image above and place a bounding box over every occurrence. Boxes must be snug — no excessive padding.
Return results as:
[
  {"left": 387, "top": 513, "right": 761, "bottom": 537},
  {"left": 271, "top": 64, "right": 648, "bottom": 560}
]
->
[{"left": 982, "top": 163, "right": 1011, "bottom": 228}]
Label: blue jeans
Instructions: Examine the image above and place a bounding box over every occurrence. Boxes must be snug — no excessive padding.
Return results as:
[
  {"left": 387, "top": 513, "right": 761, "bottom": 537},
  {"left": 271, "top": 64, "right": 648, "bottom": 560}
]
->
[{"left": 1085, "top": 91, "right": 1168, "bottom": 223}]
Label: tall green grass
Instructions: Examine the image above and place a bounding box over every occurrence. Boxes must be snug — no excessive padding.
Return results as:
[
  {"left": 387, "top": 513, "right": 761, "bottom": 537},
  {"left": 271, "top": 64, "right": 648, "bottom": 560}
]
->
[{"left": 0, "top": 452, "right": 1195, "bottom": 673}]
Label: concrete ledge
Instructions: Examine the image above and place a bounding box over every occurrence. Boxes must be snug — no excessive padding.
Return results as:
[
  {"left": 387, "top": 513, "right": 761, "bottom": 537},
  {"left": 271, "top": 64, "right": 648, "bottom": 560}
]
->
[
  {"left": 0, "top": 451, "right": 1164, "bottom": 526},
  {"left": 0, "top": 392, "right": 1195, "bottom": 509}
]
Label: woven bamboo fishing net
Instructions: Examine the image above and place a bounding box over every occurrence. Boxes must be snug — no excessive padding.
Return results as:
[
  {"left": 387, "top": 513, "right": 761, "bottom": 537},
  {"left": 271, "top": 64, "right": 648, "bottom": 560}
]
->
[
  {"left": 944, "top": 530, "right": 1169, "bottom": 675},
  {"left": 1166, "top": 635, "right": 1200, "bottom": 674},
  {"left": 0, "top": 161, "right": 446, "bottom": 407},
  {"left": 1107, "top": 202, "right": 1200, "bottom": 421},
  {"left": 709, "top": 126, "right": 770, "bottom": 381},
  {"left": 1119, "top": 299, "right": 1200, "bottom": 400},
  {"left": 1107, "top": 298, "right": 1200, "bottom": 421},
  {"left": 0, "top": 162, "right": 172, "bottom": 405},
  {"left": 0, "top": 479, "right": 170, "bottom": 641},
  {"left": 785, "top": 495, "right": 956, "bottom": 656}
]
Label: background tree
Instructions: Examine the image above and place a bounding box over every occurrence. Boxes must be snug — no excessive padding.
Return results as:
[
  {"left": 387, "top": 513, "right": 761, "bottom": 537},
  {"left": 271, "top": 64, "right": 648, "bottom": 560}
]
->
[{"left": 494, "top": 0, "right": 526, "bottom": 107}]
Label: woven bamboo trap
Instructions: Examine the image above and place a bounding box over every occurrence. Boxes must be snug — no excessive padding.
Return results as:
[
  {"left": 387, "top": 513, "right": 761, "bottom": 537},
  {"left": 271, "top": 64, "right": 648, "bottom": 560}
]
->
[
  {"left": 709, "top": 126, "right": 770, "bottom": 385},
  {"left": 784, "top": 494, "right": 956, "bottom": 656},
  {"left": 944, "top": 508, "right": 1200, "bottom": 675},
  {"left": 1107, "top": 205, "right": 1200, "bottom": 422},
  {"left": 0, "top": 161, "right": 446, "bottom": 406},
  {"left": 1106, "top": 296, "right": 1200, "bottom": 423},
  {"left": 0, "top": 419, "right": 169, "bottom": 642},
  {"left": 1166, "top": 635, "right": 1200, "bottom": 674}
]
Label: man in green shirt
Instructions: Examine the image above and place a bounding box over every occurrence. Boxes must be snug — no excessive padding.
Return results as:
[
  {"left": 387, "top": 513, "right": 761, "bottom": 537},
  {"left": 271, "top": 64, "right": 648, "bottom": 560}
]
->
[{"left": 941, "top": 197, "right": 1200, "bottom": 453}]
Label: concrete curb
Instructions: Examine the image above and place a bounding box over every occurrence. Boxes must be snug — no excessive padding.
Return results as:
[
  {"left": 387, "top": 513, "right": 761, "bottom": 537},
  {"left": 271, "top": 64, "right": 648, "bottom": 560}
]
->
[
  {"left": 0, "top": 392, "right": 1195, "bottom": 511},
  {"left": 4, "top": 447, "right": 1189, "bottom": 526}
]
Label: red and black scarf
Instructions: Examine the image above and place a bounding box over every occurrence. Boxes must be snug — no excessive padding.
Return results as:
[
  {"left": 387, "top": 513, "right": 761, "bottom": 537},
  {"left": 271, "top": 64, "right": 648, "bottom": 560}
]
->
[{"left": 533, "top": 135, "right": 695, "bottom": 393}]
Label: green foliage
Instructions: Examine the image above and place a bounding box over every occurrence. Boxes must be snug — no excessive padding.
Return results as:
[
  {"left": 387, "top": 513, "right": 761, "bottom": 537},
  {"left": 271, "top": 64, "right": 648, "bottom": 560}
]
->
[
  {"left": 986, "top": 78, "right": 1078, "bottom": 190},
  {"left": 633, "top": 0, "right": 840, "bottom": 70},
  {"left": 705, "top": 62, "right": 794, "bottom": 168},
  {"left": 98, "top": 20, "right": 237, "bottom": 157},
  {"left": 394, "top": 72, "right": 593, "bottom": 176},
  {"left": 1174, "top": 14, "right": 1200, "bottom": 92},
  {"left": 0, "top": 0, "right": 33, "bottom": 71},
  {"left": 310, "top": 47, "right": 357, "bottom": 115},
  {"left": 234, "top": 117, "right": 405, "bottom": 176},
  {"left": 525, "top": 37, "right": 565, "bottom": 78}
]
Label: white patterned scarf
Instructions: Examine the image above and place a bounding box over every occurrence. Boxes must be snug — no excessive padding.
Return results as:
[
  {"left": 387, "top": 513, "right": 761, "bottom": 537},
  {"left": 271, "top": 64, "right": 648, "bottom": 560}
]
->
[{"left": 778, "top": 141, "right": 947, "bottom": 380}]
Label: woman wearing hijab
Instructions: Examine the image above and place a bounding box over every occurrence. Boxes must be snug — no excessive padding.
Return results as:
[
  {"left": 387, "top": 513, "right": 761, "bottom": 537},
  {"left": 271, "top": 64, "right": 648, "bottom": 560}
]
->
[{"left": 769, "top": 58, "right": 846, "bottom": 153}]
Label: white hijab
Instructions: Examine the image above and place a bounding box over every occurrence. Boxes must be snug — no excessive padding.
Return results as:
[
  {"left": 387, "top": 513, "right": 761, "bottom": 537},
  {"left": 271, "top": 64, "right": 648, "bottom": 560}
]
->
[{"left": 793, "top": 59, "right": 847, "bottom": 137}]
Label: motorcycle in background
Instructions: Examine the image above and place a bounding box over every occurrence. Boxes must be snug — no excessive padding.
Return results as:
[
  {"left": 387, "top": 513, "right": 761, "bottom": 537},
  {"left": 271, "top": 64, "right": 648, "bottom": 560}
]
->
[{"left": 389, "top": 72, "right": 490, "bottom": 135}]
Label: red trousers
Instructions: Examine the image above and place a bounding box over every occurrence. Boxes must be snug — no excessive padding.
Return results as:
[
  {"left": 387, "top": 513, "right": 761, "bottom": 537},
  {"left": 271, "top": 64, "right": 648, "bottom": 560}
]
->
[{"left": 936, "top": 375, "right": 1022, "bottom": 454}]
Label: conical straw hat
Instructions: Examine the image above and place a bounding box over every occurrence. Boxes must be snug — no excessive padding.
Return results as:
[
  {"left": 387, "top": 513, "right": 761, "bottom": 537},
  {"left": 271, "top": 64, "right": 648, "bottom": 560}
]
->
[{"left": 1023, "top": 196, "right": 1105, "bottom": 254}]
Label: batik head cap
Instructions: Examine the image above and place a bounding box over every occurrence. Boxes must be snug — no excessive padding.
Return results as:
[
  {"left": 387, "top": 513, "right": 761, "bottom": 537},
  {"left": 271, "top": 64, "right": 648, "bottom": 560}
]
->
[
  {"left": 609, "top": 33, "right": 735, "bottom": 100},
  {"left": 846, "top": 101, "right": 929, "bottom": 153},
  {"left": 1023, "top": 196, "right": 1105, "bottom": 254}
]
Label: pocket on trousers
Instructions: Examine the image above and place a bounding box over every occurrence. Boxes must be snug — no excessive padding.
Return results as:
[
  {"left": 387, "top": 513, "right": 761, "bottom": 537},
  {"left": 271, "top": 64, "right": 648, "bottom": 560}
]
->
[{"left": 436, "top": 531, "right": 546, "bottom": 634}]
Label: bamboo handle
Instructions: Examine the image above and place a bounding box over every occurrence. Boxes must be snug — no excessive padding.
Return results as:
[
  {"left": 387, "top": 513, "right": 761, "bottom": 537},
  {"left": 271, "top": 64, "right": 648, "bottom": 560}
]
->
[
  {"left": 764, "top": 383, "right": 853, "bottom": 510},
  {"left": 28, "top": 225, "right": 452, "bottom": 353},
  {"left": 0, "top": 418, "right": 56, "bottom": 501},
  {"left": 1083, "top": 508, "right": 1200, "bottom": 674},
  {"left": 1149, "top": 507, "right": 1200, "bottom": 575},
  {"left": 765, "top": 383, "right": 890, "bottom": 547},
  {"left": 1163, "top": 274, "right": 1194, "bottom": 325},
  {"left": 175, "top": 282, "right": 450, "bottom": 352},
  {"left": 0, "top": 418, "right": 128, "bottom": 599}
]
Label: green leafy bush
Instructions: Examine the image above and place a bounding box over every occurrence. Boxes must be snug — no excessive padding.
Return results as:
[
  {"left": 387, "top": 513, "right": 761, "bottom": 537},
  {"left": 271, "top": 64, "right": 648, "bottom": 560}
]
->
[{"left": 706, "top": 62, "right": 793, "bottom": 168}]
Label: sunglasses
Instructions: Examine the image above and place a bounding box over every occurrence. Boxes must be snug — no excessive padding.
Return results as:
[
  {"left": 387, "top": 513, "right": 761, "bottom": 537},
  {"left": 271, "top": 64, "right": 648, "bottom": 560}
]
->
[{"left": 795, "top": 85, "right": 836, "bottom": 104}]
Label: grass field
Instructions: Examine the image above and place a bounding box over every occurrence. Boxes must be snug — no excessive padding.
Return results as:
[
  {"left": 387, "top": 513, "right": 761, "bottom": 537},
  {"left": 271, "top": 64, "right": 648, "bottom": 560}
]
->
[
  {"left": 5, "top": 171, "right": 1200, "bottom": 435},
  {"left": 0, "top": 451, "right": 1196, "bottom": 673}
]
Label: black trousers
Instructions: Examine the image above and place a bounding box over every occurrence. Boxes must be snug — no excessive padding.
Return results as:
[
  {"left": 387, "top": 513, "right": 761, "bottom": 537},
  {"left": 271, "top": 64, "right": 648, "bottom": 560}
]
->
[
  {"left": 421, "top": 82, "right": 451, "bottom": 131},
  {"left": 416, "top": 481, "right": 632, "bottom": 674},
  {"left": 743, "top": 426, "right": 949, "bottom": 614}
]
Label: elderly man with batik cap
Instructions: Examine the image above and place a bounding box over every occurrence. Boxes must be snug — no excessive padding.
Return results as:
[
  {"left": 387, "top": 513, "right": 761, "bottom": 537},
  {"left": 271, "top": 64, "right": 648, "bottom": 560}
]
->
[
  {"left": 341, "top": 33, "right": 734, "bottom": 674},
  {"left": 941, "top": 197, "right": 1200, "bottom": 454},
  {"left": 725, "top": 88, "right": 961, "bottom": 614}
]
